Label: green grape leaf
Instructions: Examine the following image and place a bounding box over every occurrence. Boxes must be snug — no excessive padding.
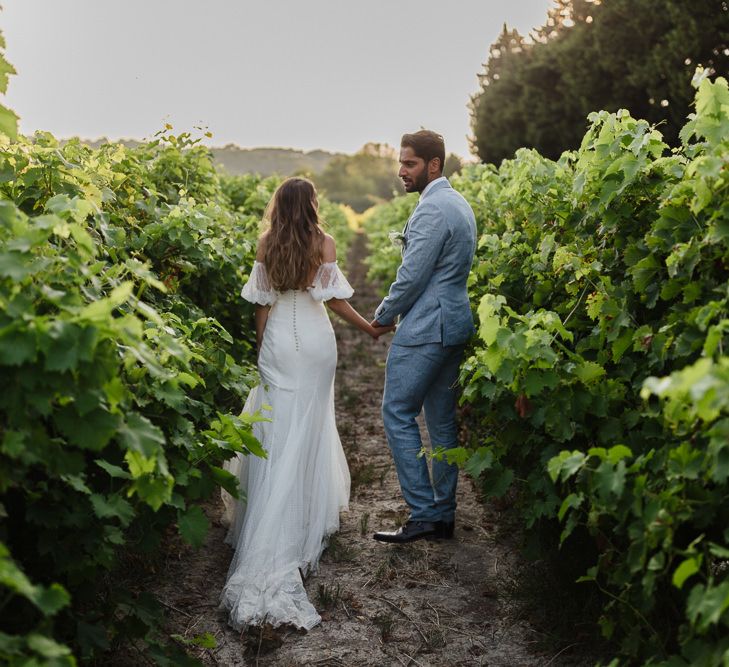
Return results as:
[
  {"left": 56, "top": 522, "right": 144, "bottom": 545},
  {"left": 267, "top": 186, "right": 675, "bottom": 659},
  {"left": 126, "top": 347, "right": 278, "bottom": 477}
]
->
[
  {"left": 55, "top": 406, "right": 120, "bottom": 451},
  {"left": 464, "top": 448, "right": 494, "bottom": 478},
  {"left": 548, "top": 450, "right": 586, "bottom": 483},
  {"left": 478, "top": 294, "right": 506, "bottom": 345},
  {"left": 79, "top": 282, "right": 134, "bottom": 322},
  {"left": 40, "top": 321, "right": 97, "bottom": 373},
  {"left": 0, "top": 105, "right": 18, "bottom": 140},
  {"left": 118, "top": 413, "right": 166, "bottom": 458},
  {"left": 611, "top": 329, "right": 633, "bottom": 363},
  {"left": 131, "top": 473, "right": 174, "bottom": 511},
  {"left": 606, "top": 445, "right": 633, "bottom": 465},
  {"left": 557, "top": 493, "right": 583, "bottom": 521},
  {"left": 26, "top": 633, "right": 73, "bottom": 659},
  {"left": 0, "top": 324, "right": 36, "bottom": 365},
  {"left": 69, "top": 222, "right": 96, "bottom": 256},
  {"left": 708, "top": 543, "right": 729, "bottom": 559},
  {"left": 95, "top": 459, "right": 131, "bottom": 479},
  {"left": 1, "top": 430, "right": 25, "bottom": 458},
  {"left": 0, "top": 545, "right": 70, "bottom": 616},
  {"left": 0, "top": 52, "right": 16, "bottom": 93},
  {"left": 486, "top": 467, "right": 514, "bottom": 498},
  {"left": 594, "top": 460, "right": 627, "bottom": 500},
  {"left": 90, "top": 493, "right": 135, "bottom": 527},
  {"left": 208, "top": 465, "right": 239, "bottom": 497},
  {"left": 442, "top": 446, "right": 469, "bottom": 466},
  {"left": 629, "top": 254, "right": 660, "bottom": 292},
  {"left": 0, "top": 250, "right": 34, "bottom": 280},
  {"left": 523, "top": 368, "right": 559, "bottom": 396},
  {"left": 31, "top": 583, "right": 72, "bottom": 617},
  {"left": 686, "top": 581, "right": 729, "bottom": 632},
  {"left": 178, "top": 505, "right": 210, "bottom": 548},
  {"left": 672, "top": 556, "right": 701, "bottom": 589},
  {"left": 573, "top": 361, "right": 606, "bottom": 384}
]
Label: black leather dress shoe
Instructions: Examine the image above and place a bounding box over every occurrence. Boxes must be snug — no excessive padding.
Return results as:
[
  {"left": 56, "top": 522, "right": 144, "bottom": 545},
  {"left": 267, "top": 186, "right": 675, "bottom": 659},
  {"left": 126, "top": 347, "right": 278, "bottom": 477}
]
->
[
  {"left": 373, "top": 520, "right": 437, "bottom": 543},
  {"left": 432, "top": 520, "right": 455, "bottom": 539}
]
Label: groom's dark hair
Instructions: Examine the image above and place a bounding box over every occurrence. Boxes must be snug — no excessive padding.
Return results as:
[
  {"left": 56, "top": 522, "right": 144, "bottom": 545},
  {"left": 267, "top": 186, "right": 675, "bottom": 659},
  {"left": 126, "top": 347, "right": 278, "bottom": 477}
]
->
[{"left": 401, "top": 130, "right": 445, "bottom": 174}]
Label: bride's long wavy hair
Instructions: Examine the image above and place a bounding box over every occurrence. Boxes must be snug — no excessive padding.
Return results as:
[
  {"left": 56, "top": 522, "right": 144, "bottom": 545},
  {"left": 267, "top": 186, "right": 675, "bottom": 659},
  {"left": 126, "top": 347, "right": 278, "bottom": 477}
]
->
[{"left": 262, "top": 177, "right": 324, "bottom": 291}]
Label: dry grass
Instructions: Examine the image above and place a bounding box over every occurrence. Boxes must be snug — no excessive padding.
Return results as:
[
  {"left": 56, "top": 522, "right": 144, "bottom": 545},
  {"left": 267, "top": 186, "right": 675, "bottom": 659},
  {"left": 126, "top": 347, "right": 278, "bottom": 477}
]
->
[{"left": 322, "top": 533, "right": 358, "bottom": 564}]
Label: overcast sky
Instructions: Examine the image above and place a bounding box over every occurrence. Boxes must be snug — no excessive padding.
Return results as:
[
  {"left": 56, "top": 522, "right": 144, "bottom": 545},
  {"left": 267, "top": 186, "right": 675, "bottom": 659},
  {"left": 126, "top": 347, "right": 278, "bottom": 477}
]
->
[{"left": 2, "top": 1, "right": 552, "bottom": 158}]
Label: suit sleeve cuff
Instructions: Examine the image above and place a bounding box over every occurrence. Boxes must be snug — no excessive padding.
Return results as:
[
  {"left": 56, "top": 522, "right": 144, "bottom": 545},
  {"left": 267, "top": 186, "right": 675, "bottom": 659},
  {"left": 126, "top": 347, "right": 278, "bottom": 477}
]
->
[{"left": 375, "top": 305, "right": 395, "bottom": 326}]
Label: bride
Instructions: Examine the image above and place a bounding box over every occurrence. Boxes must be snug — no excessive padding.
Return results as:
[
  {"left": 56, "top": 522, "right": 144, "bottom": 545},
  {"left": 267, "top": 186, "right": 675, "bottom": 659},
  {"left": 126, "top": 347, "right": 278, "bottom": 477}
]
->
[{"left": 219, "top": 177, "right": 393, "bottom": 631}]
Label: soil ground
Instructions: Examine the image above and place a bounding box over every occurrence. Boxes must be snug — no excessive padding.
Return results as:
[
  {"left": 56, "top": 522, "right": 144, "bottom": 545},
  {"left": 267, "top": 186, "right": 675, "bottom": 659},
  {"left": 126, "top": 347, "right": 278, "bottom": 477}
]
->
[{"left": 110, "top": 233, "right": 585, "bottom": 667}]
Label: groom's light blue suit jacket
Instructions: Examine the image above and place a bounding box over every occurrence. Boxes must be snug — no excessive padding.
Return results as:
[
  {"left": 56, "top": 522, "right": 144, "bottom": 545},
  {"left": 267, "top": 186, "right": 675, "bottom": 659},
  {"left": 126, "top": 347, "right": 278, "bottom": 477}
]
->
[{"left": 375, "top": 178, "right": 477, "bottom": 347}]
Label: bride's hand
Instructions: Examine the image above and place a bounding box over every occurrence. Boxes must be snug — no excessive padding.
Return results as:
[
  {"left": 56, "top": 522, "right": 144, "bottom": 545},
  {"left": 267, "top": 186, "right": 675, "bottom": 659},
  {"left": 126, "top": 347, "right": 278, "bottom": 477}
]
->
[{"left": 369, "top": 322, "right": 396, "bottom": 339}]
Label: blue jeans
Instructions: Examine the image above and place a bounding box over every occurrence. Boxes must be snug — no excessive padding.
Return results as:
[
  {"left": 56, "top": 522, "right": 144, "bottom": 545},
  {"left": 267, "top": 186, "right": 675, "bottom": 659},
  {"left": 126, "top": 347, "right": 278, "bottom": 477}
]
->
[{"left": 382, "top": 342, "right": 464, "bottom": 523}]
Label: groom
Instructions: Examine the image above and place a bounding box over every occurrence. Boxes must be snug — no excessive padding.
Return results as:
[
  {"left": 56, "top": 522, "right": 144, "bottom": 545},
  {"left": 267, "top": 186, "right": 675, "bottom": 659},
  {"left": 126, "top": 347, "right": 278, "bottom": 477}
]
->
[{"left": 371, "top": 130, "right": 477, "bottom": 544}]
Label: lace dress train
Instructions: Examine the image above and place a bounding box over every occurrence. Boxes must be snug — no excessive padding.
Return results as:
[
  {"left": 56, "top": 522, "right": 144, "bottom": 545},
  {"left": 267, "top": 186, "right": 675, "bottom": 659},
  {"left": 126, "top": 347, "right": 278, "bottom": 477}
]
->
[{"left": 219, "top": 261, "right": 352, "bottom": 630}]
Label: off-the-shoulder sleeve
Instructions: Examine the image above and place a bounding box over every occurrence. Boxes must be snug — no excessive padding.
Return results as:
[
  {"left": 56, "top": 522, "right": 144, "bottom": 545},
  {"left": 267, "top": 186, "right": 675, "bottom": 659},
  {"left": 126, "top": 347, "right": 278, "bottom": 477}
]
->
[
  {"left": 241, "top": 261, "right": 277, "bottom": 305},
  {"left": 308, "top": 261, "right": 354, "bottom": 301}
]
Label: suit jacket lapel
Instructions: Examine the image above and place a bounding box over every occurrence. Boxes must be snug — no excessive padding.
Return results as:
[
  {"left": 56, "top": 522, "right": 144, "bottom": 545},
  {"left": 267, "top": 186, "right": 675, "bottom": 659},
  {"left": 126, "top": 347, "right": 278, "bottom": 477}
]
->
[{"left": 402, "top": 213, "right": 414, "bottom": 236}]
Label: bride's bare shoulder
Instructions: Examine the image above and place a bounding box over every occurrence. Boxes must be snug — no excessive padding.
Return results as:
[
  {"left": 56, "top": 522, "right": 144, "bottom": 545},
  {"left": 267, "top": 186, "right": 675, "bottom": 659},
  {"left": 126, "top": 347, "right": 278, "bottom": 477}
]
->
[
  {"left": 256, "top": 232, "right": 270, "bottom": 261},
  {"left": 321, "top": 233, "right": 337, "bottom": 263}
]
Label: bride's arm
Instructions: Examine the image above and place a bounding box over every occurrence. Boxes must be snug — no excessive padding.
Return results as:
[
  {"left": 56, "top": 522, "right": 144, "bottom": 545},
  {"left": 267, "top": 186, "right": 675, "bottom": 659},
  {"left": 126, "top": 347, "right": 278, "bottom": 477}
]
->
[
  {"left": 318, "top": 234, "right": 393, "bottom": 338},
  {"left": 253, "top": 235, "right": 271, "bottom": 354},
  {"left": 255, "top": 304, "right": 270, "bottom": 352},
  {"left": 326, "top": 299, "right": 392, "bottom": 338}
]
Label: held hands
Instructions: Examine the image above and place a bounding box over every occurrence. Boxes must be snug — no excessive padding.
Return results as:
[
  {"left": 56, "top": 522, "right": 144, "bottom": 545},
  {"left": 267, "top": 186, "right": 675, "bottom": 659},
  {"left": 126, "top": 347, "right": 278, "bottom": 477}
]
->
[{"left": 369, "top": 318, "right": 396, "bottom": 340}]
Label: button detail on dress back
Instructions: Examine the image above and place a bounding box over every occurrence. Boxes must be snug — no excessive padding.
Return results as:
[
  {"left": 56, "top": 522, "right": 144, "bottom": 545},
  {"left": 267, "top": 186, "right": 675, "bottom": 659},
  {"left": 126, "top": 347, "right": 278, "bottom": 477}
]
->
[{"left": 293, "top": 291, "right": 300, "bottom": 352}]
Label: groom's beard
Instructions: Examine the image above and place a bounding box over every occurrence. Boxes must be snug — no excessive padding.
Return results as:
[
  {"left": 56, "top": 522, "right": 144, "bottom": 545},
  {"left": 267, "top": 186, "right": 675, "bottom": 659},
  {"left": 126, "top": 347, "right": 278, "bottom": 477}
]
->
[
  {"left": 406, "top": 169, "right": 430, "bottom": 194},
  {"left": 414, "top": 170, "right": 430, "bottom": 193}
]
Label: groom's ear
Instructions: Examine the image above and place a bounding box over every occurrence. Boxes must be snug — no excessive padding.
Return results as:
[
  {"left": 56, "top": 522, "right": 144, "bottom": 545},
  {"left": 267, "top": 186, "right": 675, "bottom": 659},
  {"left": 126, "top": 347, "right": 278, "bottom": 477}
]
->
[{"left": 428, "top": 157, "right": 442, "bottom": 178}]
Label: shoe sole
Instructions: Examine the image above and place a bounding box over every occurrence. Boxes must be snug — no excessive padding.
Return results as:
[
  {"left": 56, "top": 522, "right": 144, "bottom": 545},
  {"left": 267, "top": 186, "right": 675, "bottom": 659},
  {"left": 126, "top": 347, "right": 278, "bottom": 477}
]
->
[{"left": 372, "top": 532, "right": 436, "bottom": 543}]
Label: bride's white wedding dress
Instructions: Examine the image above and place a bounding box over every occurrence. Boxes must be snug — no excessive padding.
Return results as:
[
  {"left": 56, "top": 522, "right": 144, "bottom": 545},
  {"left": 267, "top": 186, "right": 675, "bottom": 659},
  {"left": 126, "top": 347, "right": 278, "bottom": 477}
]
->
[{"left": 219, "top": 260, "right": 352, "bottom": 631}]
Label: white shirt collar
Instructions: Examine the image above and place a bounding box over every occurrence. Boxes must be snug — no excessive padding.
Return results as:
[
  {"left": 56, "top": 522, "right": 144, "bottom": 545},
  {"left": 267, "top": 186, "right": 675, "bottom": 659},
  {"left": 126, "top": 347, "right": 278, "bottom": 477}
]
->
[{"left": 420, "top": 175, "right": 448, "bottom": 200}]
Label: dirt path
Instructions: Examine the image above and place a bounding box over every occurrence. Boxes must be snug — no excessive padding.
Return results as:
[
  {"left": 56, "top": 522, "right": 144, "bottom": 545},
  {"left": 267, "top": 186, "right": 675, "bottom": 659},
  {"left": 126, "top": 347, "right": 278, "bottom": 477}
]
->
[{"left": 114, "top": 234, "right": 563, "bottom": 666}]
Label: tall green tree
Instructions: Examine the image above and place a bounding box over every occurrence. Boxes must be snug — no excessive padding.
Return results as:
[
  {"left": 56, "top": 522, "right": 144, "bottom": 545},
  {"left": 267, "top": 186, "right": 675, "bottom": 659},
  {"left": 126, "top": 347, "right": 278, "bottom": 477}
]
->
[
  {"left": 444, "top": 152, "right": 464, "bottom": 178},
  {"left": 470, "top": 0, "right": 729, "bottom": 164}
]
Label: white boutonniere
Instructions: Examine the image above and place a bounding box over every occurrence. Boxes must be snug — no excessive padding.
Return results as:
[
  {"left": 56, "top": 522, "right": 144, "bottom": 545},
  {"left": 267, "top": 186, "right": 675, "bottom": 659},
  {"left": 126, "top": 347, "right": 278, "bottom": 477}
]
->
[{"left": 388, "top": 230, "right": 406, "bottom": 248}]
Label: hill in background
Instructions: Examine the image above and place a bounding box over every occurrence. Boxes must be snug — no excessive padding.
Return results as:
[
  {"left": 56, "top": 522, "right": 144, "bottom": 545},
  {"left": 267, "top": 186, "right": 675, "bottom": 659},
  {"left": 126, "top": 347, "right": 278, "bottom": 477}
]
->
[
  {"left": 212, "top": 145, "right": 340, "bottom": 176},
  {"left": 80, "top": 138, "right": 341, "bottom": 177}
]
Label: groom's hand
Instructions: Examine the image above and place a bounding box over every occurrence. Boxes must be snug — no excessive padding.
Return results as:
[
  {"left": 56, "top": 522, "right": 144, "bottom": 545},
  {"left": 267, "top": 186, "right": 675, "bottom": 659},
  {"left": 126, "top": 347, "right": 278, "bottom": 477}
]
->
[
  {"left": 369, "top": 318, "right": 396, "bottom": 339},
  {"left": 370, "top": 318, "right": 394, "bottom": 328}
]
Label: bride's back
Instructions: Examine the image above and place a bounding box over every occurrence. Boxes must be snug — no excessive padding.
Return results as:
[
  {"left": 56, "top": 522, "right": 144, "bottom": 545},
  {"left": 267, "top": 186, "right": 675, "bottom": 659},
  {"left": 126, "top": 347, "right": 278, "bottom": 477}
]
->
[
  {"left": 259, "top": 177, "right": 332, "bottom": 292},
  {"left": 259, "top": 233, "right": 328, "bottom": 290}
]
